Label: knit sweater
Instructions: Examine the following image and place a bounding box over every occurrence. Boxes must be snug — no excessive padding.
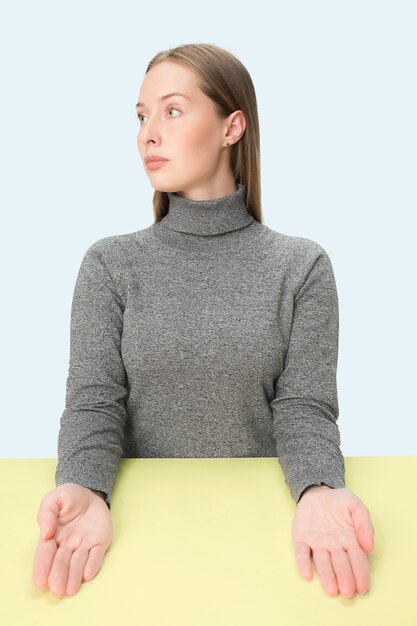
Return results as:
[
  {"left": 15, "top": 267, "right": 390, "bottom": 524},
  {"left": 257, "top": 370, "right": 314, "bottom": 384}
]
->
[{"left": 55, "top": 183, "right": 345, "bottom": 509}]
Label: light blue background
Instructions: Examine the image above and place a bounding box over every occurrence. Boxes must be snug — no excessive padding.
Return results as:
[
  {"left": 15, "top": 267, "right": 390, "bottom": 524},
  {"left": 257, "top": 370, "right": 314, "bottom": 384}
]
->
[{"left": 1, "top": 1, "right": 415, "bottom": 457}]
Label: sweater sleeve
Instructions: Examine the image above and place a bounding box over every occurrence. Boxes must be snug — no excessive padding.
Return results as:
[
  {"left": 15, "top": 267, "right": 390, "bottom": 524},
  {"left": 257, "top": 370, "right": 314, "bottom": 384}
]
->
[
  {"left": 55, "top": 243, "right": 128, "bottom": 510},
  {"left": 270, "top": 244, "right": 345, "bottom": 505}
]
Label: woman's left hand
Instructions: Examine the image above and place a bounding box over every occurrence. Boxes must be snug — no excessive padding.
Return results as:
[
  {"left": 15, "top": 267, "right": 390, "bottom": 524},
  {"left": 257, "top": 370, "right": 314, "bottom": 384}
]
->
[{"left": 292, "top": 485, "right": 375, "bottom": 598}]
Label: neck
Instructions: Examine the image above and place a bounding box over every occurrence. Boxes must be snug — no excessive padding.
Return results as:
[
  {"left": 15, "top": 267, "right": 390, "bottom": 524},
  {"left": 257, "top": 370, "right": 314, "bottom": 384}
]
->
[{"left": 160, "top": 183, "right": 253, "bottom": 236}]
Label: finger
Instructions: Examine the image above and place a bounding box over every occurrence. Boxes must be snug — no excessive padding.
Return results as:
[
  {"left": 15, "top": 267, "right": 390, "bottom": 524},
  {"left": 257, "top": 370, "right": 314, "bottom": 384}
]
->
[
  {"left": 66, "top": 548, "right": 90, "bottom": 596},
  {"left": 37, "top": 491, "right": 63, "bottom": 540},
  {"left": 330, "top": 549, "right": 356, "bottom": 597},
  {"left": 293, "top": 541, "right": 313, "bottom": 580},
  {"left": 33, "top": 536, "right": 58, "bottom": 590},
  {"left": 350, "top": 501, "right": 375, "bottom": 553},
  {"left": 346, "top": 543, "right": 370, "bottom": 594},
  {"left": 48, "top": 544, "right": 73, "bottom": 597},
  {"left": 83, "top": 544, "right": 107, "bottom": 582},
  {"left": 311, "top": 548, "right": 338, "bottom": 596}
]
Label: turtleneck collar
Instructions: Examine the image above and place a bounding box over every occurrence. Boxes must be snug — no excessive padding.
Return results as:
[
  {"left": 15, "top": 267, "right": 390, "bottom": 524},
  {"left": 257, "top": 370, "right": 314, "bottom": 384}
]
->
[{"left": 160, "top": 182, "right": 254, "bottom": 236}]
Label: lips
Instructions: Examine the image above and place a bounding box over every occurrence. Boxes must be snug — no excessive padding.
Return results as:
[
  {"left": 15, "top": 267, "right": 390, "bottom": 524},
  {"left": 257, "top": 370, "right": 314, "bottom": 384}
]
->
[{"left": 145, "top": 155, "right": 169, "bottom": 164}]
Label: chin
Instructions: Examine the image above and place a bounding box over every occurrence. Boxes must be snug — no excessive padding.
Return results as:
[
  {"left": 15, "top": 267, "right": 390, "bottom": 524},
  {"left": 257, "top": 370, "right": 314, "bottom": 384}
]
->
[
  {"left": 150, "top": 185, "right": 173, "bottom": 194},
  {"left": 148, "top": 178, "right": 181, "bottom": 194}
]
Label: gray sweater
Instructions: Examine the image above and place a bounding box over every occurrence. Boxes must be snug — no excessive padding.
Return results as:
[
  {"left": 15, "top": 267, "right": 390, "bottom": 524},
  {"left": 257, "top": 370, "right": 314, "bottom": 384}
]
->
[{"left": 55, "top": 183, "right": 345, "bottom": 509}]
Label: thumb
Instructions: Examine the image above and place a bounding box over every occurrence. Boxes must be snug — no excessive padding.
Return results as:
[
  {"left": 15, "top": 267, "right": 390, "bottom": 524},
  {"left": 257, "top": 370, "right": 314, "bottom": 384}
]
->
[
  {"left": 350, "top": 500, "right": 375, "bottom": 553},
  {"left": 38, "top": 488, "right": 62, "bottom": 540}
]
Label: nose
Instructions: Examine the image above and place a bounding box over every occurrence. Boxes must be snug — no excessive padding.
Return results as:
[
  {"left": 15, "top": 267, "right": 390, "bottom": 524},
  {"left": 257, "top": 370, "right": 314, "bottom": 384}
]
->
[{"left": 139, "top": 115, "right": 163, "bottom": 146}]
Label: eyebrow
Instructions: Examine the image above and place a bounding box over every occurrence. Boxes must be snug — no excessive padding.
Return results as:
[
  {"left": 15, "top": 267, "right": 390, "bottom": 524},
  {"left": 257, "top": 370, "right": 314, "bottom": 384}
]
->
[{"left": 136, "top": 92, "right": 191, "bottom": 110}]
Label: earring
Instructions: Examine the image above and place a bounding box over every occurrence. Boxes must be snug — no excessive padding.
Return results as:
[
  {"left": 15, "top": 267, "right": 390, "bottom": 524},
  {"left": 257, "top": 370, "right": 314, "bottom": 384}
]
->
[{"left": 226, "top": 142, "right": 230, "bottom": 146}]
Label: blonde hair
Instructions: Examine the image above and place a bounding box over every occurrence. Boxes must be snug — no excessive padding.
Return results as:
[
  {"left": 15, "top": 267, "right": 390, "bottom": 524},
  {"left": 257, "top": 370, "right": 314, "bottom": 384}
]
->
[{"left": 143, "top": 43, "right": 263, "bottom": 224}]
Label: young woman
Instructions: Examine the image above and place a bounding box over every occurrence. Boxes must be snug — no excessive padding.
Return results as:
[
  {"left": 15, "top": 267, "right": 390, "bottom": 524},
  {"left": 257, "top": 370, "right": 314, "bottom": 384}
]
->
[{"left": 33, "top": 43, "right": 374, "bottom": 599}]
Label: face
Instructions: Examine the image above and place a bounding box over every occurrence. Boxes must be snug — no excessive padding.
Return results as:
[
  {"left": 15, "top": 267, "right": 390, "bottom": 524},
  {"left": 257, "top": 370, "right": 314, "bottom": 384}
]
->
[{"left": 136, "top": 61, "right": 245, "bottom": 197}]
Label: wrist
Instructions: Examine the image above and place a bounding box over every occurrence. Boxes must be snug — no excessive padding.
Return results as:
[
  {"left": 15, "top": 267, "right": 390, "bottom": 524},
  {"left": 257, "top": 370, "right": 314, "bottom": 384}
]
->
[
  {"left": 90, "top": 488, "right": 106, "bottom": 501},
  {"left": 298, "top": 484, "right": 333, "bottom": 502}
]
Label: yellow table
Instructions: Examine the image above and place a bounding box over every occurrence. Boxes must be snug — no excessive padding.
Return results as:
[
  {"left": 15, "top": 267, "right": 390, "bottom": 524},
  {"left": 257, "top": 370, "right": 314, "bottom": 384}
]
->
[{"left": 1, "top": 456, "right": 416, "bottom": 625}]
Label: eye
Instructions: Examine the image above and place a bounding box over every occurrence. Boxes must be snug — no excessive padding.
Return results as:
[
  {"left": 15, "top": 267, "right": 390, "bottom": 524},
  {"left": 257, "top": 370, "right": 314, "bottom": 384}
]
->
[
  {"left": 136, "top": 104, "right": 181, "bottom": 125},
  {"left": 164, "top": 104, "right": 181, "bottom": 118}
]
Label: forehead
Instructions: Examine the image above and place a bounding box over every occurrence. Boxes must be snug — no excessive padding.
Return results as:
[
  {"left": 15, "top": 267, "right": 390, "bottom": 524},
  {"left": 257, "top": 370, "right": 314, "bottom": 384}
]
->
[{"left": 137, "top": 61, "right": 200, "bottom": 105}]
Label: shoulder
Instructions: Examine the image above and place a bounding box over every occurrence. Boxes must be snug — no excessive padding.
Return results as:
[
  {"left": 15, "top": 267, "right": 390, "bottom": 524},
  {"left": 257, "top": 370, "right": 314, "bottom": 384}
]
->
[
  {"left": 257, "top": 222, "right": 330, "bottom": 266},
  {"left": 77, "top": 227, "right": 154, "bottom": 301},
  {"left": 87, "top": 225, "right": 153, "bottom": 256},
  {"left": 84, "top": 226, "right": 154, "bottom": 269},
  {"left": 255, "top": 223, "right": 336, "bottom": 295}
]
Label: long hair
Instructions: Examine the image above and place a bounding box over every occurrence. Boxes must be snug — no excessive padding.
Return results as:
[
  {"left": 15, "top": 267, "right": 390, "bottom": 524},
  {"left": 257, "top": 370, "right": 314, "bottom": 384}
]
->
[{"left": 143, "top": 43, "right": 263, "bottom": 224}]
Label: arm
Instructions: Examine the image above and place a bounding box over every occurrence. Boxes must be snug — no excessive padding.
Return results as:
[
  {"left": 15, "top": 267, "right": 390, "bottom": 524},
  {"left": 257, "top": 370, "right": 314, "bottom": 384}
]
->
[
  {"left": 55, "top": 242, "right": 128, "bottom": 511},
  {"left": 270, "top": 244, "right": 345, "bottom": 504}
]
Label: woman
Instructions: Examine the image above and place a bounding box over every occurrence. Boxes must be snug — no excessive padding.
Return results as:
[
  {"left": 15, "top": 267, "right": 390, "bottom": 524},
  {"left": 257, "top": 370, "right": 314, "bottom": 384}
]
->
[{"left": 33, "top": 43, "right": 374, "bottom": 598}]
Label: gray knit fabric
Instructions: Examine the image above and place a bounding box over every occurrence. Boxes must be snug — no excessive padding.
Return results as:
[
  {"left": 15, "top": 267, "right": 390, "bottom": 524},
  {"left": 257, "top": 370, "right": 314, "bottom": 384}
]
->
[{"left": 55, "top": 183, "right": 345, "bottom": 509}]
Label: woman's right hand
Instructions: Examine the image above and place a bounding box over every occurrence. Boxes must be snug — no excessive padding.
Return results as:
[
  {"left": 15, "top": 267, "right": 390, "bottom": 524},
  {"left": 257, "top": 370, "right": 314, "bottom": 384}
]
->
[{"left": 32, "top": 483, "right": 113, "bottom": 597}]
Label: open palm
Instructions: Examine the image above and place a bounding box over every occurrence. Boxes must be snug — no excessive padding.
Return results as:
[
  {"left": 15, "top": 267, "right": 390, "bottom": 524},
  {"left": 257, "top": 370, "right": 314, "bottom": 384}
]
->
[
  {"left": 292, "top": 486, "right": 375, "bottom": 597},
  {"left": 33, "top": 483, "right": 113, "bottom": 597}
]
